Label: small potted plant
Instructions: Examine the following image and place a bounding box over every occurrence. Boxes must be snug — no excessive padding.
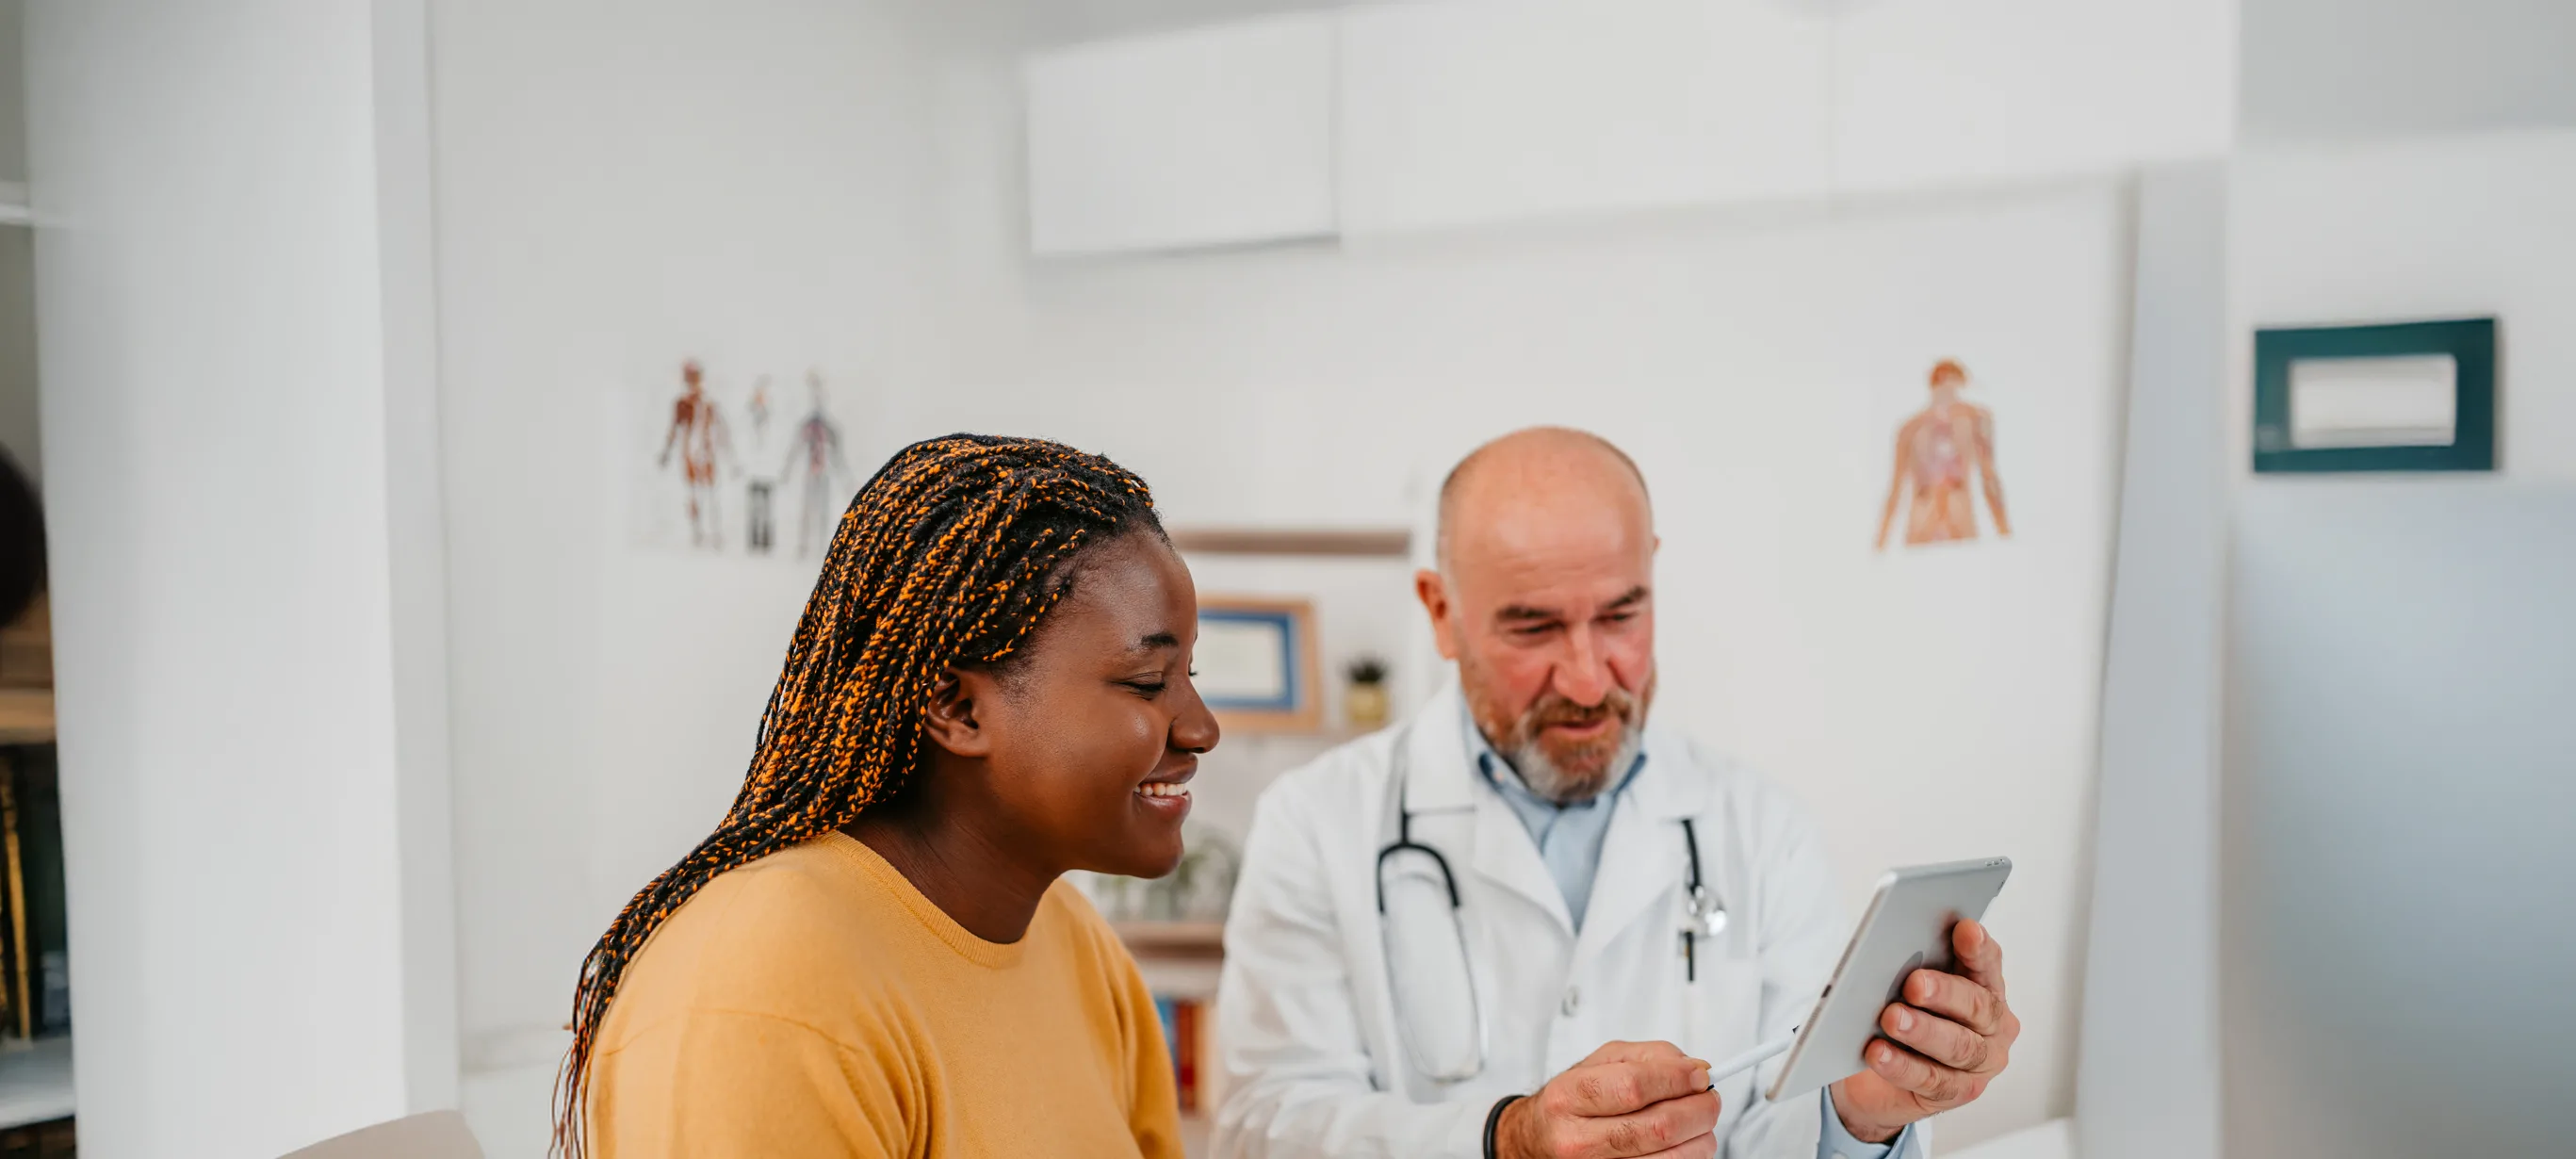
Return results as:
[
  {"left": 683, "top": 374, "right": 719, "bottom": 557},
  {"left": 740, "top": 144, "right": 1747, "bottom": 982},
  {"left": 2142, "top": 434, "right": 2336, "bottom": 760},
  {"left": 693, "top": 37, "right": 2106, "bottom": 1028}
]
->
[{"left": 1345, "top": 656, "right": 1392, "bottom": 731}]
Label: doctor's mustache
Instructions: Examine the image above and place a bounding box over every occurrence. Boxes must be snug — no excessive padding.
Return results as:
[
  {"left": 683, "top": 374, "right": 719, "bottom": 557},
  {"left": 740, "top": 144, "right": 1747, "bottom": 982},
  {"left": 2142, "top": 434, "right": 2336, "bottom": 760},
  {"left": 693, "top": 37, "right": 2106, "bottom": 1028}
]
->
[
  {"left": 1485, "top": 680, "right": 1654, "bottom": 804},
  {"left": 1524, "top": 693, "right": 1637, "bottom": 732}
]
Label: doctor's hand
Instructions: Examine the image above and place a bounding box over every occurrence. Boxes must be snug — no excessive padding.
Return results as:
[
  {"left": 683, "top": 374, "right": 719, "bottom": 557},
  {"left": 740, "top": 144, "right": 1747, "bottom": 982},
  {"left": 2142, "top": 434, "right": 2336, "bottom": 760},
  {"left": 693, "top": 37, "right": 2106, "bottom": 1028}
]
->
[
  {"left": 1828, "top": 919, "right": 2020, "bottom": 1145},
  {"left": 1495, "top": 1039, "right": 1720, "bottom": 1159}
]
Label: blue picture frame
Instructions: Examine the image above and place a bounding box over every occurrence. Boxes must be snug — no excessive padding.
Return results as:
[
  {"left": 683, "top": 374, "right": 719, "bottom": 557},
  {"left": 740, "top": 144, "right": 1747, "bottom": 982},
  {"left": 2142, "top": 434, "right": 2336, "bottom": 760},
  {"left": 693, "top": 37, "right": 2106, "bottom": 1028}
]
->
[
  {"left": 1194, "top": 597, "right": 1321, "bottom": 732},
  {"left": 2252, "top": 318, "right": 2496, "bottom": 474},
  {"left": 1198, "top": 608, "right": 1299, "bottom": 711}
]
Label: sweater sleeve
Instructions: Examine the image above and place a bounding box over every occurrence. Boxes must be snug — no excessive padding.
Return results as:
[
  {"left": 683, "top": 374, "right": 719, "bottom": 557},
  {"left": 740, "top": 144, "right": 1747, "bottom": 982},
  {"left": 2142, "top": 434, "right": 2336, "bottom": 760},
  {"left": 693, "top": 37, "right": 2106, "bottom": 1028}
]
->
[{"left": 588, "top": 1008, "right": 911, "bottom": 1159}]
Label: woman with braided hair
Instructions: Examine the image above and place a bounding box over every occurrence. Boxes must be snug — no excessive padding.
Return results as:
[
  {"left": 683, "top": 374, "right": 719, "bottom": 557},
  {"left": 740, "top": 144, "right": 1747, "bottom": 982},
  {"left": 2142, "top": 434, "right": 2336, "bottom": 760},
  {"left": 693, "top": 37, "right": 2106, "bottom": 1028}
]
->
[{"left": 560, "top": 433, "right": 1215, "bottom": 1158}]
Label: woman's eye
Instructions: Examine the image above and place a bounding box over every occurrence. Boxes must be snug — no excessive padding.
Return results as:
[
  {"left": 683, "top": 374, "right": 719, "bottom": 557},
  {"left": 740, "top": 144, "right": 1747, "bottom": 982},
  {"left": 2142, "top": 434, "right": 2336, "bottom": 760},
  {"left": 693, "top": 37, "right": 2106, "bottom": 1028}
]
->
[{"left": 1123, "top": 678, "right": 1167, "bottom": 696}]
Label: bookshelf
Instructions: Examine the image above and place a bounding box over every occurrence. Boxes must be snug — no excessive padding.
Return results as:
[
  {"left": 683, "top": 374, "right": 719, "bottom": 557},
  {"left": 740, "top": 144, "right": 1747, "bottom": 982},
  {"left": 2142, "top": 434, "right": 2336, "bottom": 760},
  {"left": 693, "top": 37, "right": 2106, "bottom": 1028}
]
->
[
  {"left": 1118, "top": 922, "right": 1227, "bottom": 1158},
  {"left": 1112, "top": 921, "right": 1224, "bottom": 958},
  {"left": 0, "top": 693, "right": 49, "bottom": 747},
  {"left": 1166, "top": 527, "right": 1410, "bottom": 559},
  {"left": 0, "top": 589, "right": 65, "bottom": 1146},
  {"left": 1123, "top": 524, "right": 1410, "bottom": 1155},
  {"left": 0, "top": 596, "right": 47, "bottom": 744}
]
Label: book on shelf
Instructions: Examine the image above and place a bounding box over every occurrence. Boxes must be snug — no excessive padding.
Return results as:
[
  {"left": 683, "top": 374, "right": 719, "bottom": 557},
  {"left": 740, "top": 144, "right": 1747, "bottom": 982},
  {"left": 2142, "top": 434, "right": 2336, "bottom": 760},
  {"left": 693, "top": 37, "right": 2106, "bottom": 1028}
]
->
[{"left": 1151, "top": 993, "right": 1204, "bottom": 1115}]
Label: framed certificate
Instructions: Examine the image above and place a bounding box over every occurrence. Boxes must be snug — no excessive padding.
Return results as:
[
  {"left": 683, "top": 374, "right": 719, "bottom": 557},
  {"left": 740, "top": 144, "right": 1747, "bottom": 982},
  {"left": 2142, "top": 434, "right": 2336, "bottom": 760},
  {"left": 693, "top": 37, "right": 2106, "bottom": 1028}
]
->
[
  {"left": 1193, "top": 596, "right": 1320, "bottom": 733},
  {"left": 2252, "top": 318, "right": 2496, "bottom": 473}
]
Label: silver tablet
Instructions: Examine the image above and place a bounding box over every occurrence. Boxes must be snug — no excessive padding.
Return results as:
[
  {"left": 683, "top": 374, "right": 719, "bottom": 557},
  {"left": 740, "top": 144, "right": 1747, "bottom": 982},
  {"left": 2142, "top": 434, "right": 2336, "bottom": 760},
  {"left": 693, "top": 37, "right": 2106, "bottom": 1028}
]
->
[{"left": 1766, "top": 857, "right": 2013, "bottom": 1102}]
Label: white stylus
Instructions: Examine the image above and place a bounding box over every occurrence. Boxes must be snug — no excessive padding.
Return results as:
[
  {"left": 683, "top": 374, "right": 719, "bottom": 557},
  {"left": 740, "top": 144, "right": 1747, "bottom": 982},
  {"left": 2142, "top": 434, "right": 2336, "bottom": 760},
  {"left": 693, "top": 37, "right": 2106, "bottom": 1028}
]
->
[{"left": 1702, "top": 1033, "right": 1800, "bottom": 1087}]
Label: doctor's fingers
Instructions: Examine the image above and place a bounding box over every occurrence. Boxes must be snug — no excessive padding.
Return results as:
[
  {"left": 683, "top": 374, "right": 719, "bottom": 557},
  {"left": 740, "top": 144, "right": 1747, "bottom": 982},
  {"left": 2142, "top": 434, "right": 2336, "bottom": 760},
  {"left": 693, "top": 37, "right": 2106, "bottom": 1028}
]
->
[
  {"left": 1879, "top": 1001, "right": 2010, "bottom": 1075},
  {"left": 1951, "top": 920, "right": 2009, "bottom": 1001},
  {"left": 1576, "top": 1039, "right": 1693, "bottom": 1067},
  {"left": 1632, "top": 1138, "right": 1719, "bottom": 1159},
  {"left": 1861, "top": 1038, "right": 1990, "bottom": 1109},
  {"left": 1902, "top": 968, "right": 2012, "bottom": 1038},
  {"left": 1550, "top": 1057, "right": 1712, "bottom": 1118},
  {"left": 1566, "top": 1089, "right": 1720, "bottom": 1159}
]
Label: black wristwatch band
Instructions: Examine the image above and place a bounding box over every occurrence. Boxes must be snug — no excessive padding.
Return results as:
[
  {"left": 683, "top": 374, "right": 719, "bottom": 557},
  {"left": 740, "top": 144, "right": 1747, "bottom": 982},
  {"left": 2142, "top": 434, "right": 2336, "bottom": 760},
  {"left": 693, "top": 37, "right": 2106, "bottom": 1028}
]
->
[{"left": 1482, "top": 1093, "right": 1525, "bottom": 1159}]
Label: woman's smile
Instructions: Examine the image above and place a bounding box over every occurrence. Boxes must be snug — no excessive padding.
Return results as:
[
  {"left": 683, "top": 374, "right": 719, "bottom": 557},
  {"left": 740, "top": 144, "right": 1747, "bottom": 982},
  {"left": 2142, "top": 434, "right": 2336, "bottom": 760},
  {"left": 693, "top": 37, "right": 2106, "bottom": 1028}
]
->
[{"left": 1135, "top": 769, "right": 1195, "bottom": 817}]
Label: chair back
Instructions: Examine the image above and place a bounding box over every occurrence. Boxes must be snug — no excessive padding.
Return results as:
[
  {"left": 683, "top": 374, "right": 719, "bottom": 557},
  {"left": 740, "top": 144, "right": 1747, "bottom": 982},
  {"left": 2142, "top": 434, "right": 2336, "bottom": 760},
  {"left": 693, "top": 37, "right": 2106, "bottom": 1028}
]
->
[{"left": 278, "top": 1110, "right": 484, "bottom": 1159}]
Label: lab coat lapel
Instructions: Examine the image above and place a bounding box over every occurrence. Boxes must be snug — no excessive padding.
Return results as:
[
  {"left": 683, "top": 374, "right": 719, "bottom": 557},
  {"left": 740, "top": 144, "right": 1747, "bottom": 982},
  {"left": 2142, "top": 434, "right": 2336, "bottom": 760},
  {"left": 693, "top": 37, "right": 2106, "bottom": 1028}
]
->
[
  {"left": 1573, "top": 726, "right": 1711, "bottom": 966},
  {"left": 1401, "top": 683, "right": 1575, "bottom": 936},
  {"left": 1474, "top": 788, "right": 1574, "bottom": 935}
]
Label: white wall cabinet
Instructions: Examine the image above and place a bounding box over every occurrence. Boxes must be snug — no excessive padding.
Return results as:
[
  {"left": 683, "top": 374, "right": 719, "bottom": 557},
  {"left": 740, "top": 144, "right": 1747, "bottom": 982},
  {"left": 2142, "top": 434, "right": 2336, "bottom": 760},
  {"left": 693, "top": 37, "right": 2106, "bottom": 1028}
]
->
[
  {"left": 1337, "top": 0, "right": 1832, "bottom": 236},
  {"left": 1833, "top": 0, "right": 2237, "bottom": 193},
  {"left": 1023, "top": 0, "right": 2240, "bottom": 254},
  {"left": 1024, "top": 13, "right": 1337, "bottom": 256}
]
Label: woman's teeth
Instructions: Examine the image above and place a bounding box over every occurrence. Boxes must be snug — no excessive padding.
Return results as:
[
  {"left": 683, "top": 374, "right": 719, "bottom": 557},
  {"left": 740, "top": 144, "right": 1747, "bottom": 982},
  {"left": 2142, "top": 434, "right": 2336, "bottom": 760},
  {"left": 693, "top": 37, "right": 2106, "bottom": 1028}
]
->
[{"left": 1138, "top": 782, "right": 1189, "bottom": 799}]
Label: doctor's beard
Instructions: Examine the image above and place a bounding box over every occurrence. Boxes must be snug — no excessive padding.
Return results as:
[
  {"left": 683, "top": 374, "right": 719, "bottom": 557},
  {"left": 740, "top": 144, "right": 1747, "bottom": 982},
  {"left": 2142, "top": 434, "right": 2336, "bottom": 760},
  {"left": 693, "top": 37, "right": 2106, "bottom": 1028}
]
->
[{"left": 1462, "top": 664, "right": 1655, "bottom": 806}]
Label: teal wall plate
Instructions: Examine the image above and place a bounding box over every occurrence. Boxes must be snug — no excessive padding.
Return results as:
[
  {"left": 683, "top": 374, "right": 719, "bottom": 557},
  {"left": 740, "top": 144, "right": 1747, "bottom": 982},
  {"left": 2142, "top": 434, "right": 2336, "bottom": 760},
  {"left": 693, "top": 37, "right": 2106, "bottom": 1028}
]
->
[{"left": 2252, "top": 318, "right": 2496, "bottom": 473}]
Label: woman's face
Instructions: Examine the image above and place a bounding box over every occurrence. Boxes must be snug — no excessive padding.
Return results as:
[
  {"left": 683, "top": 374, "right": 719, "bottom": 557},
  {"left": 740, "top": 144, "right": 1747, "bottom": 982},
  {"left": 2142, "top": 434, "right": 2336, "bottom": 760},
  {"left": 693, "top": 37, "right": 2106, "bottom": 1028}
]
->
[{"left": 957, "top": 531, "right": 1218, "bottom": 879}]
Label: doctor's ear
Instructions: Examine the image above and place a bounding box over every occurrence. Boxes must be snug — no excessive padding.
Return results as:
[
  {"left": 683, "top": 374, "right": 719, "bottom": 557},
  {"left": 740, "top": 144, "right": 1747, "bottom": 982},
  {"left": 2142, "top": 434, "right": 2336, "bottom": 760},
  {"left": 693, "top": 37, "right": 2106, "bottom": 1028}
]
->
[
  {"left": 920, "top": 669, "right": 997, "bottom": 759},
  {"left": 1413, "top": 569, "right": 1461, "bottom": 661}
]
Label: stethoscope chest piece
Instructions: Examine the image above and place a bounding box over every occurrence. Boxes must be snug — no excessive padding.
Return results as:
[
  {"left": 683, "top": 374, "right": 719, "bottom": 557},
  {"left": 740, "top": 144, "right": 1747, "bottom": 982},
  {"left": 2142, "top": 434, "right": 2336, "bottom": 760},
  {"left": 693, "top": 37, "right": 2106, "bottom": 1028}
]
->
[{"left": 1687, "top": 884, "right": 1728, "bottom": 939}]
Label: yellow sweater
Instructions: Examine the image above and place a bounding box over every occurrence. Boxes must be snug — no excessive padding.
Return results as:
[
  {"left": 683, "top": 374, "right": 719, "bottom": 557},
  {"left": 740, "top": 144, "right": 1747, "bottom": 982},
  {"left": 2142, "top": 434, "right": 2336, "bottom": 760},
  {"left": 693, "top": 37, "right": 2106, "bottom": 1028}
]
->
[{"left": 587, "top": 833, "right": 1182, "bottom": 1158}]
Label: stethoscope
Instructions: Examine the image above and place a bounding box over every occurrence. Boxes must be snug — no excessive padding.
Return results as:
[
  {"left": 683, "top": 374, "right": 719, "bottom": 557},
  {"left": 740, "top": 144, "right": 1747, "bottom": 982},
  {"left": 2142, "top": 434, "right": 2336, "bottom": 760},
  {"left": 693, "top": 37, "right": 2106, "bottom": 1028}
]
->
[{"left": 1374, "top": 722, "right": 1728, "bottom": 1084}]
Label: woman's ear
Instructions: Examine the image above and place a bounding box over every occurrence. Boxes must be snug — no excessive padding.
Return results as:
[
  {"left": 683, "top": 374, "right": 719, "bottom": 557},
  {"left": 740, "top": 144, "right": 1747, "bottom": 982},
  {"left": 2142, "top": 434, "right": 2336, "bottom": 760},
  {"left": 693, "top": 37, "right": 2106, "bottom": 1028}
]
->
[{"left": 919, "top": 669, "right": 996, "bottom": 759}]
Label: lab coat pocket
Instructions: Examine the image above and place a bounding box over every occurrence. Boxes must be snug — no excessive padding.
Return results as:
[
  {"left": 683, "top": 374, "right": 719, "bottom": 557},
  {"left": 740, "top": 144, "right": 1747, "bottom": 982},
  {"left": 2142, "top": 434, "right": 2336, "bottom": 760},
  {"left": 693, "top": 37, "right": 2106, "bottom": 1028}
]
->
[
  {"left": 1684, "top": 947, "right": 1769, "bottom": 1143},
  {"left": 1681, "top": 943, "right": 1766, "bottom": 1061}
]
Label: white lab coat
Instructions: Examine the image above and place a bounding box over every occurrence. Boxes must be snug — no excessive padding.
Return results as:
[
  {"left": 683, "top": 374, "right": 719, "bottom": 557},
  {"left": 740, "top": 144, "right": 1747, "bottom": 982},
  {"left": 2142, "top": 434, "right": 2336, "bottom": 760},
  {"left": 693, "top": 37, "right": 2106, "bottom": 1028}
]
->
[{"left": 1213, "top": 683, "right": 1929, "bottom": 1159}]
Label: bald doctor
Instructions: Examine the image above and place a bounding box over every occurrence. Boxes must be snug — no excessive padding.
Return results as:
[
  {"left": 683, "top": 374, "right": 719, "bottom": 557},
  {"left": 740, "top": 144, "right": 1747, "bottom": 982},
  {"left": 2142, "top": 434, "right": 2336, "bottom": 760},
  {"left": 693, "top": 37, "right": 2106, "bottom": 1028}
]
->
[{"left": 1213, "top": 429, "right": 2018, "bottom": 1159}]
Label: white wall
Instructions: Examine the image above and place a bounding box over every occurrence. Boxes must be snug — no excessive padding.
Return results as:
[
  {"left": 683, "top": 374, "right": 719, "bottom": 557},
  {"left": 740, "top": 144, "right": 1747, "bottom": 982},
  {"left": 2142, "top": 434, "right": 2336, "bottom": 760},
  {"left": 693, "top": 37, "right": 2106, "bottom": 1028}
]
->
[
  {"left": 2215, "top": 127, "right": 2576, "bottom": 1154},
  {"left": 425, "top": 1, "right": 968, "bottom": 1151},
  {"left": 24, "top": 0, "right": 455, "bottom": 1154},
  {"left": 2222, "top": 485, "right": 2576, "bottom": 1158}
]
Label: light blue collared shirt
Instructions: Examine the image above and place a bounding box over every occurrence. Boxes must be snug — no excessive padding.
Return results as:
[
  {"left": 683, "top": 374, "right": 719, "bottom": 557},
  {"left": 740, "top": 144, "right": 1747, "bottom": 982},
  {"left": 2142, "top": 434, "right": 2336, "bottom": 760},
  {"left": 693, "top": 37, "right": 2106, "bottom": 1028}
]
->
[
  {"left": 1461, "top": 710, "right": 1641, "bottom": 930},
  {"left": 1465, "top": 710, "right": 1917, "bottom": 1159}
]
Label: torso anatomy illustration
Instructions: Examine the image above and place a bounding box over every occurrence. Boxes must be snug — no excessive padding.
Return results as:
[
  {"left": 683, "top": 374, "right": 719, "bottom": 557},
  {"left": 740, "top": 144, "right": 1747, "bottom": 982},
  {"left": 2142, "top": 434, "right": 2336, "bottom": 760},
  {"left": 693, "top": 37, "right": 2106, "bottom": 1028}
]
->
[{"left": 1877, "top": 359, "right": 2012, "bottom": 549}]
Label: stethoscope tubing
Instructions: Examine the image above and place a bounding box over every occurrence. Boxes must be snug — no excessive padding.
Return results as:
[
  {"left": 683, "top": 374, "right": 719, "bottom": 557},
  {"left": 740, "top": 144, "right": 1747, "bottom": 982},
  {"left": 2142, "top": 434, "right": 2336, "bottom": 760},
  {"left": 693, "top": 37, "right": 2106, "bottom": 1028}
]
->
[{"left": 1374, "top": 719, "right": 1729, "bottom": 1083}]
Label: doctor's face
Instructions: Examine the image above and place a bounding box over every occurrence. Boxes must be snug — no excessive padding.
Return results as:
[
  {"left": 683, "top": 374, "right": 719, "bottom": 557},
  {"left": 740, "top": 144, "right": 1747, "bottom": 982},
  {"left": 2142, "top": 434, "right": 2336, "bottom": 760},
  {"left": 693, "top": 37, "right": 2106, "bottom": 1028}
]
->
[{"left": 1417, "top": 435, "right": 1656, "bottom": 804}]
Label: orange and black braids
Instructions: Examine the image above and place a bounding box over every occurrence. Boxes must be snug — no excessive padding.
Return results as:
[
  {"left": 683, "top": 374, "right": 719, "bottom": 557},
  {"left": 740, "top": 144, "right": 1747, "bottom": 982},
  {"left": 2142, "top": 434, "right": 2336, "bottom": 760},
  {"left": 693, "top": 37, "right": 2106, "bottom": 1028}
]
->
[{"left": 552, "top": 433, "right": 1161, "bottom": 1157}]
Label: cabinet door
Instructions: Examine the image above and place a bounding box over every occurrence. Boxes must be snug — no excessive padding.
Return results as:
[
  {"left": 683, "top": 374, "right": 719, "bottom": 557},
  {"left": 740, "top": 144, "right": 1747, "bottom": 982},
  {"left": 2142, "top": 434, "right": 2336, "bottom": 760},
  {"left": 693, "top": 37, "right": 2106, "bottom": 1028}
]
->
[
  {"left": 1833, "top": 0, "right": 2237, "bottom": 192},
  {"left": 1338, "top": 0, "right": 1831, "bottom": 236},
  {"left": 1025, "top": 13, "right": 1336, "bottom": 256}
]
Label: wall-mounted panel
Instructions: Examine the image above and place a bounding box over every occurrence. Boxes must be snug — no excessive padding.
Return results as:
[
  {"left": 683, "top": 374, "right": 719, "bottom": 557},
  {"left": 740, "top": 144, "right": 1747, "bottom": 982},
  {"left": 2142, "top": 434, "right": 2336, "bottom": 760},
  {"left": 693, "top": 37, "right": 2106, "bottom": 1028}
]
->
[
  {"left": 1339, "top": 0, "right": 1832, "bottom": 235},
  {"left": 1025, "top": 13, "right": 1337, "bottom": 256}
]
